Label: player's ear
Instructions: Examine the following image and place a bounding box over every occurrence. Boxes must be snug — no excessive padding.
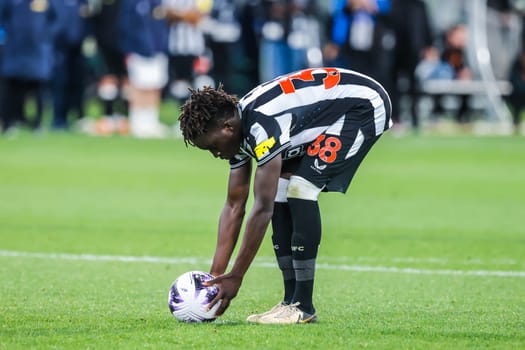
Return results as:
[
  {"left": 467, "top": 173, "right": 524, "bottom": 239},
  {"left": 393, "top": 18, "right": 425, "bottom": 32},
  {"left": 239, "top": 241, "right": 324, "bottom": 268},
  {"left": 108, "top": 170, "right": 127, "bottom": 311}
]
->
[{"left": 222, "top": 119, "right": 235, "bottom": 132}]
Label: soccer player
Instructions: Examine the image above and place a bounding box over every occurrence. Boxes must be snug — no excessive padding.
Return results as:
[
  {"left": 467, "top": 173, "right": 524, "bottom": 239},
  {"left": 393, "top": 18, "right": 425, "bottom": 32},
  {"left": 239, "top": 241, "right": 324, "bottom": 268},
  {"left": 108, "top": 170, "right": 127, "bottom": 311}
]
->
[{"left": 178, "top": 67, "right": 392, "bottom": 324}]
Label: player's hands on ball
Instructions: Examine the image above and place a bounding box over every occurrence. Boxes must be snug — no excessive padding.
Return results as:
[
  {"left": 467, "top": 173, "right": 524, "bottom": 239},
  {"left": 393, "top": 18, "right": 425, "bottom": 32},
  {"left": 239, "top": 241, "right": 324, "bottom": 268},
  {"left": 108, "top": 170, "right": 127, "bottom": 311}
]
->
[{"left": 204, "top": 272, "right": 243, "bottom": 316}]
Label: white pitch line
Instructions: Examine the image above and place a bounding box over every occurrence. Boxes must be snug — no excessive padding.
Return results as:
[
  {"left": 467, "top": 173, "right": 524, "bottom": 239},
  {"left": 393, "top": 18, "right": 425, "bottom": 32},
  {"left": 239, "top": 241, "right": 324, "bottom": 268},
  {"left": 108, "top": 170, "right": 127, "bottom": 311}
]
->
[
  {"left": 1, "top": 250, "right": 524, "bottom": 278},
  {"left": 0, "top": 250, "right": 207, "bottom": 264}
]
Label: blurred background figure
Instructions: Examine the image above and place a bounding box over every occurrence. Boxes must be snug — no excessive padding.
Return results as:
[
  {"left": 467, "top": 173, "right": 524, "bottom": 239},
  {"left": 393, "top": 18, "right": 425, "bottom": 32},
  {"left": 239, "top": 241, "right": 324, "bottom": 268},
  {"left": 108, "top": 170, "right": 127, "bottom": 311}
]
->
[
  {"left": 431, "top": 24, "right": 472, "bottom": 123},
  {"left": 440, "top": 24, "right": 471, "bottom": 81},
  {"left": 0, "top": 0, "right": 61, "bottom": 134},
  {"left": 202, "top": 0, "right": 241, "bottom": 93},
  {"left": 0, "top": 0, "right": 523, "bottom": 136},
  {"left": 163, "top": 0, "right": 212, "bottom": 105},
  {"left": 414, "top": 23, "right": 472, "bottom": 123},
  {"left": 506, "top": 0, "right": 525, "bottom": 132},
  {"left": 51, "top": 0, "right": 91, "bottom": 130},
  {"left": 0, "top": 24, "right": 5, "bottom": 127},
  {"left": 118, "top": 0, "right": 169, "bottom": 138},
  {"left": 236, "top": 0, "right": 263, "bottom": 91},
  {"left": 389, "top": 0, "right": 434, "bottom": 129},
  {"left": 256, "top": 0, "right": 321, "bottom": 82},
  {"left": 486, "top": 0, "right": 522, "bottom": 81},
  {"left": 323, "top": 0, "right": 393, "bottom": 84},
  {"left": 507, "top": 49, "right": 525, "bottom": 131},
  {"left": 91, "top": 0, "right": 130, "bottom": 135}
]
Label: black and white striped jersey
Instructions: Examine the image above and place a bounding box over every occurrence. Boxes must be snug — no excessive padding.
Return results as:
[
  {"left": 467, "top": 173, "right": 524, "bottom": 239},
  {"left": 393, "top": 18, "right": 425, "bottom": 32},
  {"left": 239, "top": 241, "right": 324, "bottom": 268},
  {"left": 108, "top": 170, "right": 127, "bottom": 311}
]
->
[
  {"left": 229, "top": 67, "right": 392, "bottom": 169},
  {"left": 163, "top": 0, "right": 208, "bottom": 56}
]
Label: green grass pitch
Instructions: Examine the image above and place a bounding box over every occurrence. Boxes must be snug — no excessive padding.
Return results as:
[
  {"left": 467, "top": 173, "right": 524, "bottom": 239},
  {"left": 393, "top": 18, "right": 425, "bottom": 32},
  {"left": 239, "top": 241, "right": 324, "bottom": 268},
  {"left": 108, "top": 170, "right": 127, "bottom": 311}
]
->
[{"left": 0, "top": 132, "right": 524, "bottom": 349}]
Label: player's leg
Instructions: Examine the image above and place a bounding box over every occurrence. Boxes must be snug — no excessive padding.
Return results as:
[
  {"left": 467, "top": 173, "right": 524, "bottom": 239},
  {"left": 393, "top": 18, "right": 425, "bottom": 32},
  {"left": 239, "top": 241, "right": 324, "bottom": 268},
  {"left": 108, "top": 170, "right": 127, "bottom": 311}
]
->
[
  {"left": 285, "top": 116, "right": 384, "bottom": 313},
  {"left": 287, "top": 177, "right": 322, "bottom": 316},
  {"left": 257, "top": 176, "right": 321, "bottom": 324},
  {"left": 247, "top": 177, "right": 294, "bottom": 323},
  {"left": 271, "top": 177, "right": 295, "bottom": 304},
  {"left": 127, "top": 53, "right": 168, "bottom": 138},
  {"left": 259, "top": 114, "right": 387, "bottom": 324},
  {"left": 270, "top": 158, "right": 305, "bottom": 306}
]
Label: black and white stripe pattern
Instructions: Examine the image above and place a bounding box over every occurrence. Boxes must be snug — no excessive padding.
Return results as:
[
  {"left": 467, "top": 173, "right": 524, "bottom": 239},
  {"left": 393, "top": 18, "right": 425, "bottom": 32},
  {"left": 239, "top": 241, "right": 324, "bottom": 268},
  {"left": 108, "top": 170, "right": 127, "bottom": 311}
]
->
[
  {"left": 163, "top": 0, "right": 207, "bottom": 56},
  {"left": 230, "top": 68, "right": 392, "bottom": 168}
]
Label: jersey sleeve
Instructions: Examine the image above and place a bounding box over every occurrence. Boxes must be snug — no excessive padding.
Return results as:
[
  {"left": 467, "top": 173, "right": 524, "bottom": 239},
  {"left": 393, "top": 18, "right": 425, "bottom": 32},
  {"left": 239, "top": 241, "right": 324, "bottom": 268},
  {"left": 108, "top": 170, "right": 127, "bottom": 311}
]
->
[
  {"left": 248, "top": 114, "right": 291, "bottom": 167},
  {"left": 229, "top": 152, "right": 250, "bottom": 169}
]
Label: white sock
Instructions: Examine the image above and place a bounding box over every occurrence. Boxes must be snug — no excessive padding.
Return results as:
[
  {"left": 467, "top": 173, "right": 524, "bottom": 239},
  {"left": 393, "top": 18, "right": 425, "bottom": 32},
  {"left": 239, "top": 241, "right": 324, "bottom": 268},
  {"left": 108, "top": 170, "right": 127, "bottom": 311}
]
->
[{"left": 129, "top": 106, "right": 166, "bottom": 138}]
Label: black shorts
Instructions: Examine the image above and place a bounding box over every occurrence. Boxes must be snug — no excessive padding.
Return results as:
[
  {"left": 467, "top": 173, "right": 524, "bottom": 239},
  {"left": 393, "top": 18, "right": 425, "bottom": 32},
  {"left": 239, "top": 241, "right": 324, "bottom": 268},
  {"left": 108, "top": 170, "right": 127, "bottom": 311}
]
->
[
  {"left": 282, "top": 111, "right": 384, "bottom": 193},
  {"left": 98, "top": 44, "right": 127, "bottom": 79}
]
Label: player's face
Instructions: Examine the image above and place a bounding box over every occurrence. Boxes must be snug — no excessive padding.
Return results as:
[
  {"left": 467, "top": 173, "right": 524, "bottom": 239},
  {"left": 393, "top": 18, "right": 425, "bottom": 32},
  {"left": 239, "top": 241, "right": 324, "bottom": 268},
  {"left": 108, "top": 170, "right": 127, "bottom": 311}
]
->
[{"left": 193, "top": 122, "right": 241, "bottom": 160}]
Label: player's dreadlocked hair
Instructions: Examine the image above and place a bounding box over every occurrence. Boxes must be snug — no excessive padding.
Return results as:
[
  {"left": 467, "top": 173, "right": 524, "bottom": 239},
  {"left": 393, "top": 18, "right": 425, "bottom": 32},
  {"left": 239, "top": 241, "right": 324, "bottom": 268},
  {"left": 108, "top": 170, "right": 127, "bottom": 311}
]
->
[{"left": 178, "top": 84, "right": 238, "bottom": 146}]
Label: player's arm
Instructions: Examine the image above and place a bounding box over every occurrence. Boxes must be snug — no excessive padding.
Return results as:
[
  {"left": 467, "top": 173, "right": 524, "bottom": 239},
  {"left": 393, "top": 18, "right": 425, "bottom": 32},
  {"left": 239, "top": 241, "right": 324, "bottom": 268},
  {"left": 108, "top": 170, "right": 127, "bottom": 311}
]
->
[
  {"left": 229, "top": 155, "right": 282, "bottom": 278},
  {"left": 206, "top": 155, "right": 282, "bottom": 315},
  {"left": 209, "top": 161, "right": 252, "bottom": 277},
  {"left": 164, "top": 8, "right": 203, "bottom": 25}
]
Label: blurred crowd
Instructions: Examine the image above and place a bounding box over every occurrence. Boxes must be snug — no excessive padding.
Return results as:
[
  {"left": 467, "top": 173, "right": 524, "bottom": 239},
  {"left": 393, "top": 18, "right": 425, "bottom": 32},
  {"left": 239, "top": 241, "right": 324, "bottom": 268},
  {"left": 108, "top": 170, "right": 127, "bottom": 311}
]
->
[{"left": 0, "top": 0, "right": 524, "bottom": 138}]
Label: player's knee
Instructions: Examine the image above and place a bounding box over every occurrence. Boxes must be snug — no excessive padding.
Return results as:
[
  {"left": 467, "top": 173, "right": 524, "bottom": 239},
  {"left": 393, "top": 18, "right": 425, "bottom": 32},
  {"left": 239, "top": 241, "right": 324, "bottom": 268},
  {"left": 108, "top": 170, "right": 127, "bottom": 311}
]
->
[
  {"left": 287, "top": 176, "right": 322, "bottom": 201},
  {"left": 274, "top": 178, "right": 290, "bottom": 203}
]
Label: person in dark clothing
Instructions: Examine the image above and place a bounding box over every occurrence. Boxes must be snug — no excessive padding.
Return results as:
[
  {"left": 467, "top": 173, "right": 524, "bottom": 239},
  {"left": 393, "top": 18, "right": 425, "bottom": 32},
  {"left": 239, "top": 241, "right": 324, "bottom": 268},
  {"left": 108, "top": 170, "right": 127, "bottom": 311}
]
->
[
  {"left": 389, "top": 0, "right": 434, "bottom": 128},
  {"left": 205, "top": 0, "right": 241, "bottom": 93},
  {"left": 51, "top": 0, "right": 91, "bottom": 130},
  {"left": 237, "top": 0, "right": 264, "bottom": 90},
  {"left": 91, "top": 0, "right": 129, "bottom": 130},
  {"left": 0, "top": 0, "right": 62, "bottom": 133},
  {"left": 323, "top": 0, "right": 393, "bottom": 83},
  {"left": 507, "top": 50, "right": 525, "bottom": 130},
  {"left": 0, "top": 25, "right": 5, "bottom": 126}
]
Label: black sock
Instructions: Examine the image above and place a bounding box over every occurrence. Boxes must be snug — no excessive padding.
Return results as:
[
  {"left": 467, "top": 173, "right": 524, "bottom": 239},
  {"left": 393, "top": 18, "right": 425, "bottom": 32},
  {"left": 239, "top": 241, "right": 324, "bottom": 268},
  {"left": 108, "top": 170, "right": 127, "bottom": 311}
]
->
[
  {"left": 288, "top": 198, "right": 321, "bottom": 315},
  {"left": 294, "top": 279, "right": 315, "bottom": 314},
  {"left": 103, "top": 100, "right": 114, "bottom": 116},
  {"left": 279, "top": 256, "right": 295, "bottom": 304},
  {"left": 271, "top": 202, "right": 295, "bottom": 304}
]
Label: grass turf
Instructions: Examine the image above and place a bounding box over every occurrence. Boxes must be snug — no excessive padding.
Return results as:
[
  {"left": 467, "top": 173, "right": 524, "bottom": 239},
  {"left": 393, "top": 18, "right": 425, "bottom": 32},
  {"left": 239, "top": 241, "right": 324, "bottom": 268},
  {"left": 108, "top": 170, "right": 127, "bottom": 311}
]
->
[{"left": 0, "top": 132, "right": 524, "bottom": 349}]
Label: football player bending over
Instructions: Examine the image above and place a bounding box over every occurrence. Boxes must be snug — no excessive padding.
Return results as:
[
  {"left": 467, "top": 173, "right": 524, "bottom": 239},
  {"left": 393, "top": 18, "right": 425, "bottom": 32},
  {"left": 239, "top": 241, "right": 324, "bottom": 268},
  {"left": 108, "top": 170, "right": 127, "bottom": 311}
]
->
[{"left": 178, "top": 67, "right": 392, "bottom": 324}]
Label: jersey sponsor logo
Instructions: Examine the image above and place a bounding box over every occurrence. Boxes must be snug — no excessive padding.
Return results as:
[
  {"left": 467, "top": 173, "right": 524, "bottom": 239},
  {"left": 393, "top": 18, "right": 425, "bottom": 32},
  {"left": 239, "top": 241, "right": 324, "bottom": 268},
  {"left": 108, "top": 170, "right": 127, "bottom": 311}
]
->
[
  {"left": 310, "top": 159, "right": 327, "bottom": 174},
  {"left": 283, "top": 145, "right": 305, "bottom": 159},
  {"left": 313, "top": 159, "right": 327, "bottom": 171},
  {"left": 254, "top": 137, "right": 276, "bottom": 159}
]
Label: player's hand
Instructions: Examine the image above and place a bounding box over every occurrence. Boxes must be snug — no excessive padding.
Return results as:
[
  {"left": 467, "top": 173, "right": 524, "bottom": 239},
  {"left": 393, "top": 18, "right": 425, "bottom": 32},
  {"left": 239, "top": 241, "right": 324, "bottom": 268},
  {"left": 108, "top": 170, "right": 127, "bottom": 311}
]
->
[{"left": 204, "top": 272, "right": 243, "bottom": 316}]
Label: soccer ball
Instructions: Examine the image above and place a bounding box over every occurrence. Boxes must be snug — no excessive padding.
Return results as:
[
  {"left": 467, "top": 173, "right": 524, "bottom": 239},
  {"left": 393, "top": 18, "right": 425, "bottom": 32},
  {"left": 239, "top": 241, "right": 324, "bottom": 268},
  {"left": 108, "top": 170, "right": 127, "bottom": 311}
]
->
[{"left": 168, "top": 271, "right": 220, "bottom": 323}]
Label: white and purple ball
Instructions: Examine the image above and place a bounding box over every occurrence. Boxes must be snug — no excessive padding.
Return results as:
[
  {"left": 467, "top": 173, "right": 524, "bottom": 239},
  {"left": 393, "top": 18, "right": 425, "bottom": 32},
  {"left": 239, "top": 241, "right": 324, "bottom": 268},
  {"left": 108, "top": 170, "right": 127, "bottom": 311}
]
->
[{"left": 168, "top": 271, "right": 220, "bottom": 323}]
